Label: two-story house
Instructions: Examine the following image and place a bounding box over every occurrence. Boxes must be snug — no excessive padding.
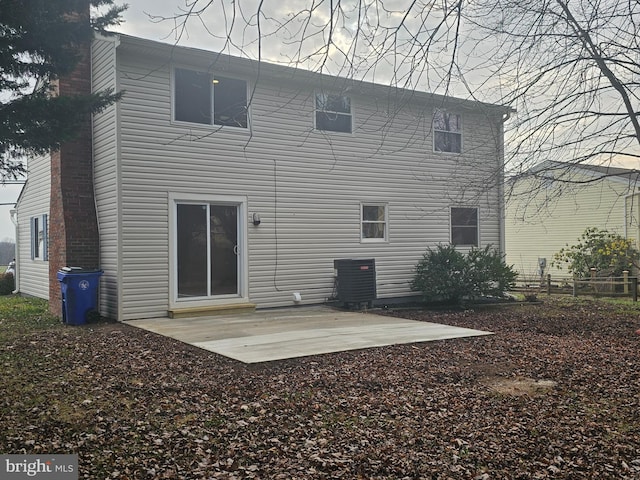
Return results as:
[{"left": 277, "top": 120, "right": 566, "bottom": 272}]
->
[{"left": 14, "top": 33, "right": 511, "bottom": 321}]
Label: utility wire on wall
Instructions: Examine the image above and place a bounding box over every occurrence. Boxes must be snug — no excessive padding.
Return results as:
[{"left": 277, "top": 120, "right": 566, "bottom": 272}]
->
[{"left": 272, "top": 158, "right": 283, "bottom": 292}]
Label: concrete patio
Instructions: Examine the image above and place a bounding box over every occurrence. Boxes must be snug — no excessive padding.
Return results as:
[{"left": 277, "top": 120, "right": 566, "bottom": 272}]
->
[{"left": 126, "top": 305, "right": 492, "bottom": 363}]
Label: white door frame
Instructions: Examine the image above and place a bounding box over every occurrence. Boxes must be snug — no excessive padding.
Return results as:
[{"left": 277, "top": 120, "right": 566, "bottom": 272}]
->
[{"left": 168, "top": 192, "right": 249, "bottom": 309}]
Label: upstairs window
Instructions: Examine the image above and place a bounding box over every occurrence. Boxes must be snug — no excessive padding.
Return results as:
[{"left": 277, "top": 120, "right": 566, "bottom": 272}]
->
[
  {"left": 175, "top": 69, "right": 211, "bottom": 124},
  {"left": 30, "top": 214, "right": 48, "bottom": 260},
  {"left": 315, "top": 93, "right": 352, "bottom": 133},
  {"left": 434, "top": 110, "right": 462, "bottom": 153},
  {"left": 214, "top": 77, "right": 248, "bottom": 128},
  {"left": 361, "top": 204, "right": 387, "bottom": 241},
  {"left": 450, "top": 207, "right": 478, "bottom": 246},
  {"left": 174, "top": 68, "right": 248, "bottom": 128}
]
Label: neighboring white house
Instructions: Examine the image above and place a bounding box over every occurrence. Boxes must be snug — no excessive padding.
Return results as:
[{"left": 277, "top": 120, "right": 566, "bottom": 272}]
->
[
  {"left": 15, "top": 33, "right": 511, "bottom": 321},
  {"left": 505, "top": 161, "right": 640, "bottom": 280}
]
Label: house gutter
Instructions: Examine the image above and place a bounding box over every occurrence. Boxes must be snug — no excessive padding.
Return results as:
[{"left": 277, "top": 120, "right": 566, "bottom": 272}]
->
[{"left": 9, "top": 208, "right": 19, "bottom": 294}]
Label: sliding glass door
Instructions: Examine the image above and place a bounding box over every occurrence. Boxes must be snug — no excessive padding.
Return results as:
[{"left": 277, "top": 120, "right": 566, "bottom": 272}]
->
[{"left": 176, "top": 203, "right": 239, "bottom": 298}]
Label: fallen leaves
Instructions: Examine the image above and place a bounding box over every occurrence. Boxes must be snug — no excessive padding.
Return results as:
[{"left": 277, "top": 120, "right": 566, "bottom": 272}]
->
[{"left": 1, "top": 297, "right": 639, "bottom": 478}]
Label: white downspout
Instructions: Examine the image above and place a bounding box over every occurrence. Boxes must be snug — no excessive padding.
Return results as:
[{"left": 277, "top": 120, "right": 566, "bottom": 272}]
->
[
  {"left": 499, "top": 110, "right": 512, "bottom": 255},
  {"left": 9, "top": 208, "right": 19, "bottom": 294}
]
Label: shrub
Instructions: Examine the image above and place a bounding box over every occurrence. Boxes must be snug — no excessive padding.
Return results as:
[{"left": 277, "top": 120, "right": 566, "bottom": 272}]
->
[
  {"left": 411, "top": 244, "right": 468, "bottom": 304},
  {"left": 552, "top": 227, "right": 640, "bottom": 278},
  {"left": 411, "top": 244, "right": 517, "bottom": 304},
  {"left": 0, "top": 272, "right": 15, "bottom": 296}
]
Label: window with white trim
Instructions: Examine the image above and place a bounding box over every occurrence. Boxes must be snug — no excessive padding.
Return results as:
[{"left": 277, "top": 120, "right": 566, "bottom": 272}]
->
[
  {"left": 174, "top": 67, "right": 248, "bottom": 128},
  {"left": 30, "top": 214, "right": 48, "bottom": 260},
  {"left": 315, "top": 93, "right": 352, "bottom": 133},
  {"left": 450, "top": 207, "right": 478, "bottom": 246},
  {"left": 361, "top": 204, "right": 387, "bottom": 241},
  {"left": 434, "top": 109, "right": 462, "bottom": 153}
]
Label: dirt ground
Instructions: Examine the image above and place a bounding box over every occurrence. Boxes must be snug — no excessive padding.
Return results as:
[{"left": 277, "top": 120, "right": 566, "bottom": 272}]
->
[{"left": 1, "top": 296, "right": 639, "bottom": 479}]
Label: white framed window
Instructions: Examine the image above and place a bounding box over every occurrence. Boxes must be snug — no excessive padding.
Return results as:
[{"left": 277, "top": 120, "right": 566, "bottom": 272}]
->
[
  {"left": 315, "top": 93, "right": 352, "bottom": 133},
  {"left": 434, "top": 109, "right": 462, "bottom": 153},
  {"left": 450, "top": 207, "right": 478, "bottom": 246},
  {"left": 173, "top": 67, "right": 248, "bottom": 128},
  {"left": 361, "top": 204, "right": 387, "bottom": 241},
  {"left": 30, "top": 214, "right": 48, "bottom": 260}
]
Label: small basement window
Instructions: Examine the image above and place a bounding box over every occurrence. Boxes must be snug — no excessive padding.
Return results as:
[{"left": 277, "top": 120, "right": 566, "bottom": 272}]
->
[
  {"left": 434, "top": 109, "right": 462, "bottom": 153},
  {"left": 450, "top": 207, "right": 478, "bottom": 246},
  {"left": 362, "top": 204, "right": 387, "bottom": 241},
  {"left": 174, "top": 67, "right": 247, "bottom": 128},
  {"left": 316, "top": 93, "right": 352, "bottom": 133}
]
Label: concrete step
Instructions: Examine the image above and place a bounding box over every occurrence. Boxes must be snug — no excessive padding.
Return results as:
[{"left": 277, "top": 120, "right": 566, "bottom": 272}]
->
[{"left": 168, "top": 303, "right": 256, "bottom": 319}]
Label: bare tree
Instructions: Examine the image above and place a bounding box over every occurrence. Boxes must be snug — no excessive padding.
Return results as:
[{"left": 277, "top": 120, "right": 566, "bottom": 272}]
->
[
  {"left": 482, "top": 1, "right": 640, "bottom": 172},
  {"left": 151, "top": 0, "right": 639, "bottom": 195}
]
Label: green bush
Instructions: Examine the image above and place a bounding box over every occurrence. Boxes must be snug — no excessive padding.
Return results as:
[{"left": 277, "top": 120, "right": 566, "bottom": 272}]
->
[
  {"left": 0, "top": 272, "right": 15, "bottom": 296},
  {"left": 411, "top": 244, "right": 468, "bottom": 304},
  {"left": 552, "top": 227, "right": 640, "bottom": 278},
  {"left": 411, "top": 244, "right": 517, "bottom": 304}
]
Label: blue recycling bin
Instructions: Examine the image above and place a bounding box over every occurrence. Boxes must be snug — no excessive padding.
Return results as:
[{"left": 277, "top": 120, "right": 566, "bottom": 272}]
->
[{"left": 56, "top": 268, "right": 103, "bottom": 325}]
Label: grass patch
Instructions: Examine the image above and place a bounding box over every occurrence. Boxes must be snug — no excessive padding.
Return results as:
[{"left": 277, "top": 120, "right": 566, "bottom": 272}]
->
[
  {"left": 549, "top": 294, "right": 640, "bottom": 313},
  {"left": 0, "top": 295, "right": 61, "bottom": 342},
  {"left": 596, "top": 296, "right": 640, "bottom": 312}
]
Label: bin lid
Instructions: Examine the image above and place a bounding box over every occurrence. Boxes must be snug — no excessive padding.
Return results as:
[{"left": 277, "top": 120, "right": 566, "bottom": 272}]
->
[{"left": 59, "top": 267, "right": 103, "bottom": 274}]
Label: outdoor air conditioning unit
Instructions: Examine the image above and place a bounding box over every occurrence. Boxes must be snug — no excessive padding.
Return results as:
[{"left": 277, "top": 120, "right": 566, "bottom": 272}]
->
[{"left": 333, "top": 258, "right": 377, "bottom": 308}]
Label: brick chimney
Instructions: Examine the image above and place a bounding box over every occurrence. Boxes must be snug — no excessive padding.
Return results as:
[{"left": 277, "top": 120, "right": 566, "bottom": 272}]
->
[{"left": 48, "top": 8, "right": 100, "bottom": 316}]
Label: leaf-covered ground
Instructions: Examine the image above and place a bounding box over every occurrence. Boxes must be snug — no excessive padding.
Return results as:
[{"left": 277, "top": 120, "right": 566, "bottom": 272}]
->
[{"left": 1, "top": 296, "right": 639, "bottom": 479}]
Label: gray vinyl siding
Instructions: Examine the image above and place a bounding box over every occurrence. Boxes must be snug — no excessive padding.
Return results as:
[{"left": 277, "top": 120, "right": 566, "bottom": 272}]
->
[
  {"left": 625, "top": 194, "right": 640, "bottom": 246},
  {"left": 505, "top": 171, "right": 634, "bottom": 279},
  {"left": 112, "top": 41, "right": 503, "bottom": 319},
  {"left": 15, "top": 154, "right": 50, "bottom": 298},
  {"left": 92, "top": 36, "right": 120, "bottom": 319}
]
